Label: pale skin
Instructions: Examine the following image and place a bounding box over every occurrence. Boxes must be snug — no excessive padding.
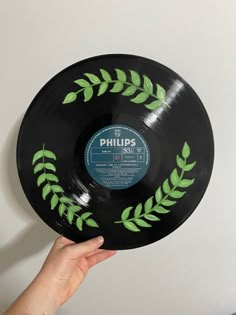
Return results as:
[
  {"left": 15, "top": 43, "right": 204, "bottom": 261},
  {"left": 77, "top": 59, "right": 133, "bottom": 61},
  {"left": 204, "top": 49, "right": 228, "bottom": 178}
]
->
[{"left": 4, "top": 235, "right": 116, "bottom": 315}]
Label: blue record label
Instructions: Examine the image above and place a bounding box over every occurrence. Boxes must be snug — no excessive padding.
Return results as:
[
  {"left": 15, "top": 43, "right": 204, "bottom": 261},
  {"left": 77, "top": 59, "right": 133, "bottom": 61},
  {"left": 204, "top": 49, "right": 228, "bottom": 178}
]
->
[{"left": 84, "top": 124, "right": 150, "bottom": 190}]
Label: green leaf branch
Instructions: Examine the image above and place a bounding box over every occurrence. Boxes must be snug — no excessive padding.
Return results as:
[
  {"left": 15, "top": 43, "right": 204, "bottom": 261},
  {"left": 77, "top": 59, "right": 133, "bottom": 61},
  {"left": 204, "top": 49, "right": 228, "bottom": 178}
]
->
[
  {"left": 32, "top": 144, "right": 99, "bottom": 231},
  {"left": 114, "top": 142, "right": 197, "bottom": 232},
  {"left": 63, "top": 69, "right": 168, "bottom": 111}
]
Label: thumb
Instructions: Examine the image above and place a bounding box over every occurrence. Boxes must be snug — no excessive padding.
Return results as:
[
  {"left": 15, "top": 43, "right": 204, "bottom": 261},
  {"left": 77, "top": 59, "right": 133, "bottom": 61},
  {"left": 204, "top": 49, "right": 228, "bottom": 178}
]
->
[{"left": 67, "top": 236, "right": 104, "bottom": 257}]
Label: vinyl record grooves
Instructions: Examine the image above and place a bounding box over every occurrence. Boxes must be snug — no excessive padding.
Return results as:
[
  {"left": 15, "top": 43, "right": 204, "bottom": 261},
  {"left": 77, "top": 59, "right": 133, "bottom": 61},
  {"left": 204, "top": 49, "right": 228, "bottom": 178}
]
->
[{"left": 17, "top": 54, "right": 214, "bottom": 250}]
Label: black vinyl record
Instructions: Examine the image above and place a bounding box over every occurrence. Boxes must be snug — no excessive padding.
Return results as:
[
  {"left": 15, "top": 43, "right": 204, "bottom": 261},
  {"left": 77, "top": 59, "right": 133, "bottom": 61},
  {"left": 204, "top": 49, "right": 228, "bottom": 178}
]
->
[{"left": 17, "top": 54, "right": 214, "bottom": 250}]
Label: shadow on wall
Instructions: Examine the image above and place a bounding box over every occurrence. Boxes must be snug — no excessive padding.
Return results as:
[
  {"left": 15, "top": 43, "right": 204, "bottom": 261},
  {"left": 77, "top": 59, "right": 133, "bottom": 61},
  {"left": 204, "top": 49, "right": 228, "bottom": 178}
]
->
[{"left": 0, "top": 115, "right": 57, "bottom": 275}]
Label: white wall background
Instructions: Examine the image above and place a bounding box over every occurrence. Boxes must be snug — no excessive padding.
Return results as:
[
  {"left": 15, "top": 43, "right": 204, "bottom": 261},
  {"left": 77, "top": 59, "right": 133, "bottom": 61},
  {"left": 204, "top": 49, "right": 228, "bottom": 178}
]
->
[{"left": 0, "top": 0, "right": 235, "bottom": 314}]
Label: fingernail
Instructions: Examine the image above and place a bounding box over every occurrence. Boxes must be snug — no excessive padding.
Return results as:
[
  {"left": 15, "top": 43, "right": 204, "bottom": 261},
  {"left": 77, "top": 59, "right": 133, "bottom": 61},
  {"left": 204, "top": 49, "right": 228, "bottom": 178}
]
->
[{"left": 96, "top": 236, "right": 104, "bottom": 245}]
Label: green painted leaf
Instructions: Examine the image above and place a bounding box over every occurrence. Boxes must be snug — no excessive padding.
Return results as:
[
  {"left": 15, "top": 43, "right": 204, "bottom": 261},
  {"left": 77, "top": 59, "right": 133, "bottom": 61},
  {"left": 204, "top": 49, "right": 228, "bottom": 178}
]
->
[
  {"left": 156, "top": 84, "right": 166, "bottom": 101},
  {"left": 134, "top": 203, "right": 142, "bottom": 218},
  {"left": 46, "top": 174, "right": 59, "bottom": 183},
  {"left": 170, "top": 168, "right": 179, "bottom": 186},
  {"left": 115, "top": 69, "right": 126, "bottom": 82},
  {"left": 182, "top": 142, "right": 190, "bottom": 159},
  {"left": 51, "top": 185, "right": 64, "bottom": 193},
  {"left": 143, "top": 75, "right": 153, "bottom": 94},
  {"left": 163, "top": 179, "right": 170, "bottom": 194},
  {"left": 84, "top": 87, "right": 93, "bottom": 102},
  {"left": 176, "top": 155, "right": 185, "bottom": 169},
  {"left": 76, "top": 217, "right": 83, "bottom": 231},
  {"left": 34, "top": 163, "right": 44, "bottom": 174},
  {"left": 59, "top": 203, "right": 66, "bottom": 217},
  {"left": 60, "top": 196, "right": 73, "bottom": 203},
  {"left": 145, "top": 100, "right": 162, "bottom": 110},
  {"left": 155, "top": 187, "right": 162, "bottom": 203},
  {"left": 153, "top": 205, "right": 170, "bottom": 214},
  {"left": 144, "top": 196, "right": 153, "bottom": 213},
  {"left": 100, "top": 69, "right": 112, "bottom": 81},
  {"left": 63, "top": 92, "right": 77, "bottom": 104},
  {"left": 144, "top": 214, "right": 160, "bottom": 221},
  {"left": 184, "top": 161, "right": 197, "bottom": 171},
  {"left": 169, "top": 190, "right": 186, "bottom": 198},
  {"left": 67, "top": 210, "right": 74, "bottom": 224},
  {"left": 179, "top": 178, "right": 195, "bottom": 188},
  {"left": 81, "top": 212, "right": 92, "bottom": 220},
  {"left": 131, "top": 92, "right": 149, "bottom": 104},
  {"left": 97, "top": 82, "right": 108, "bottom": 96},
  {"left": 42, "top": 183, "right": 51, "bottom": 200},
  {"left": 37, "top": 173, "right": 47, "bottom": 187},
  {"left": 122, "top": 85, "right": 137, "bottom": 96},
  {"left": 32, "top": 150, "right": 43, "bottom": 165},
  {"left": 135, "top": 218, "right": 152, "bottom": 228},
  {"left": 84, "top": 73, "right": 101, "bottom": 84},
  {"left": 68, "top": 205, "right": 81, "bottom": 213},
  {"left": 123, "top": 221, "right": 140, "bottom": 232},
  {"left": 161, "top": 199, "right": 176, "bottom": 206},
  {"left": 130, "top": 70, "right": 141, "bottom": 86},
  {"left": 86, "top": 218, "right": 99, "bottom": 228},
  {"left": 44, "top": 150, "right": 56, "bottom": 160},
  {"left": 110, "top": 81, "right": 123, "bottom": 93},
  {"left": 121, "top": 206, "right": 133, "bottom": 221},
  {"left": 74, "top": 79, "right": 90, "bottom": 87},
  {"left": 44, "top": 163, "right": 56, "bottom": 172},
  {"left": 51, "top": 194, "right": 59, "bottom": 210}
]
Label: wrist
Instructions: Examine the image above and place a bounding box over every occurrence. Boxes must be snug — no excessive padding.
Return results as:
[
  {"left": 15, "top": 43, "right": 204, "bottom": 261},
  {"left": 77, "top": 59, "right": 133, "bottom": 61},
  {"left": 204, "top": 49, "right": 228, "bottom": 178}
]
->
[
  {"left": 4, "top": 273, "right": 59, "bottom": 315},
  {"left": 33, "top": 272, "right": 60, "bottom": 312}
]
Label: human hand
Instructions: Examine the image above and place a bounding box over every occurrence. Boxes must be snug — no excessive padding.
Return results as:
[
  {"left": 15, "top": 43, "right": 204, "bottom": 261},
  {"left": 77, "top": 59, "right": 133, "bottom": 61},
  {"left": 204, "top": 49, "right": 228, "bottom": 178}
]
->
[{"left": 35, "top": 235, "right": 116, "bottom": 309}]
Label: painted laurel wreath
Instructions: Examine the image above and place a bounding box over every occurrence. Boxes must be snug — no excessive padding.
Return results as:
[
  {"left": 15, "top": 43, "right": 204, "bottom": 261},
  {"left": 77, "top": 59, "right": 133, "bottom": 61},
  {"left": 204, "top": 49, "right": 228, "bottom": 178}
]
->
[
  {"left": 115, "top": 142, "right": 197, "bottom": 232},
  {"left": 32, "top": 144, "right": 99, "bottom": 231},
  {"left": 62, "top": 68, "right": 168, "bottom": 111},
  {"left": 31, "top": 69, "right": 196, "bottom": 233}
]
